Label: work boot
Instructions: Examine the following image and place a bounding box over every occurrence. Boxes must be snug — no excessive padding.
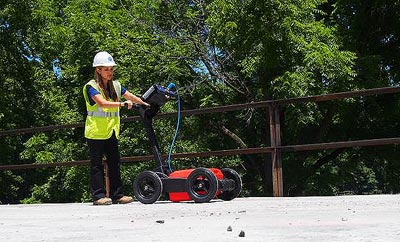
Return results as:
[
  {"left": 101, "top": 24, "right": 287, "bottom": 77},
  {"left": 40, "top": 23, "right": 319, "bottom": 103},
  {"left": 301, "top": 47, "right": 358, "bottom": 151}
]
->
[
  {"left": 114, "top": 196, "right": 134, "bottom": 204},
  {"left": 93, "top": 197, "right": 112, "bottom": 205}
]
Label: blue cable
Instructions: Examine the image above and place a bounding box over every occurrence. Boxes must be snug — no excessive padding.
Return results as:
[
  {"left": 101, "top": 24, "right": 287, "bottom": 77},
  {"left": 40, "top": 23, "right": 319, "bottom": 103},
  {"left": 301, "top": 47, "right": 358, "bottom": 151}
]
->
[{"left": 167, "top": 84, "right": 180, "bottom": 172}]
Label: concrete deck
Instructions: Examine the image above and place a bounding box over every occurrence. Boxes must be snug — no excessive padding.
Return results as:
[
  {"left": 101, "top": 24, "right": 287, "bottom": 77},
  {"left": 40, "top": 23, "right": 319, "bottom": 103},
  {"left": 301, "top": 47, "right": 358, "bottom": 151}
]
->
[{"left": 1, "top": 195, "right": 400, "bottom": 242}]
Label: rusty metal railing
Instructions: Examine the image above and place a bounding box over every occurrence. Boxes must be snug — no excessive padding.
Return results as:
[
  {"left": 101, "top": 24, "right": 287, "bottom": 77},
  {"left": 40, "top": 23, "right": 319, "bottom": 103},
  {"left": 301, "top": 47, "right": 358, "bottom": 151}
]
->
[{"left": 1, "top": 86, "right": 400, "bottom": 197}]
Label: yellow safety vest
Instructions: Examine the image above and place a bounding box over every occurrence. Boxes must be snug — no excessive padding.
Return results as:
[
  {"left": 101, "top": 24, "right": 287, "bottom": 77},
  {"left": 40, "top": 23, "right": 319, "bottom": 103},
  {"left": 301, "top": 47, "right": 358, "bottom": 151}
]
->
[{"left": 83, "top": 79, "right": 122, "bottom": 139}]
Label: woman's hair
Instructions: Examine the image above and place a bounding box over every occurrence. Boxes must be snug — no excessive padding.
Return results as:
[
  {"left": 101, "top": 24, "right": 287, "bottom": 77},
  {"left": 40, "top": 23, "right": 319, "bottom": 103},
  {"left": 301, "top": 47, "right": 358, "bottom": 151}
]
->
[{"left": 94, "top": 67, "right": 118, "bottom": 101}]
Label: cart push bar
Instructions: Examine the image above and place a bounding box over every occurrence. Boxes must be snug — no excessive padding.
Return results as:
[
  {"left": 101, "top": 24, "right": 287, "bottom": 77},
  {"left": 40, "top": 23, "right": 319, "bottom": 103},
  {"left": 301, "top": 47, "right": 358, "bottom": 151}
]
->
[
  {"left": 133, "top": 83, "right": 242, "bottom": 204},
  {"left": 135, "top": 83, "right": 177, "bottom": 175}
]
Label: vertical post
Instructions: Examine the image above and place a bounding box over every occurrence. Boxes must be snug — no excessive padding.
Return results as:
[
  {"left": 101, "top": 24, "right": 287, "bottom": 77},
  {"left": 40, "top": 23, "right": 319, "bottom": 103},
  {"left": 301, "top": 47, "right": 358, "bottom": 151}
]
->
[
  {"left": 103, "top": 156, "right": 110, "bottom": 198},
  {"left": 269, "top": 105, "right": 284, "bottom": 197},
  {"left": 273, "top": 107, "right": 283, "bottom": 196}
]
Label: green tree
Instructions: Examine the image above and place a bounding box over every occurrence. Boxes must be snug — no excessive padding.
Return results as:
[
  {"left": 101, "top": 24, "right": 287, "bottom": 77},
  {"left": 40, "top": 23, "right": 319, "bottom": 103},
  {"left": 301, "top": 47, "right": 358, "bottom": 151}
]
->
[
  {"left": 298, "top": 0, "right": 400, "bottom": 195},
  {"left": 195, "top": 0, "right": 357, "bottom": 195},
  {"left": 1, "top": 0, "right": 42, "bottom": 203}
]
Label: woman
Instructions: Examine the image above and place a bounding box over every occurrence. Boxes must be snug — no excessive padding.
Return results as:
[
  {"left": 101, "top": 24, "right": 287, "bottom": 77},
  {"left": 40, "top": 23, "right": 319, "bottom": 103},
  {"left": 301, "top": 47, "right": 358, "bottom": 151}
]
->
[{"left": 83, "top": 51, "right": 150, "bottom": 205}]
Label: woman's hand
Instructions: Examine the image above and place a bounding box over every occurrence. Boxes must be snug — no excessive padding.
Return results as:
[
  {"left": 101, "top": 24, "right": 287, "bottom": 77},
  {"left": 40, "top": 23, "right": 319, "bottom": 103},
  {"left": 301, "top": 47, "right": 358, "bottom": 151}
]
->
[{"left": 120, "top": 100, "right": 133, "bottom": 109}]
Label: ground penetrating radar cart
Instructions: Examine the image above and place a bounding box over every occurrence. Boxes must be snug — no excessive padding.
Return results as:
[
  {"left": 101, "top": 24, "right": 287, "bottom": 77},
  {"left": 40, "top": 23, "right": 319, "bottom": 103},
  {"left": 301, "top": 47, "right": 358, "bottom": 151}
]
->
[{"left": 132, "top": 83, "right": 242, "bottom": 204}]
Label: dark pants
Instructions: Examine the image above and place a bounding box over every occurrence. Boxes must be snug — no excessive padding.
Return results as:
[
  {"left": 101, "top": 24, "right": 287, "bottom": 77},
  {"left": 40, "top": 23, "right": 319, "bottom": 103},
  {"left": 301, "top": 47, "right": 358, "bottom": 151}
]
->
[{"left": 87, "top": 132, "right": 124, "bottom": 201}]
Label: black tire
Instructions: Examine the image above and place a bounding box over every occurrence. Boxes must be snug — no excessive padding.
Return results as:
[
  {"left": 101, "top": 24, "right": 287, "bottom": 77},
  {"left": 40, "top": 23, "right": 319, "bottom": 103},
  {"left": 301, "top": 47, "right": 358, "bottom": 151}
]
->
[
  {"left": 133, "top": 171, "right": 163, "bottom": 204},
  {"left": 155, "top": 172, "right": 169, "bottom": 201},
  {"left": 186, "top": 167, "right": 218, "bottom": 203},
  {"left": 219, "top": 168, "right": 242, "bottom": 201}
]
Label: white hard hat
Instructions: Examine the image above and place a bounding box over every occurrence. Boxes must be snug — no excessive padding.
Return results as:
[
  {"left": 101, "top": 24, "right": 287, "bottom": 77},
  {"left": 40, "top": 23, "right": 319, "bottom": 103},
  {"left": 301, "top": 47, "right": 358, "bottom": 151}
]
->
[{"left": 92, "top": 51, "right": 117, "bottom": 67}]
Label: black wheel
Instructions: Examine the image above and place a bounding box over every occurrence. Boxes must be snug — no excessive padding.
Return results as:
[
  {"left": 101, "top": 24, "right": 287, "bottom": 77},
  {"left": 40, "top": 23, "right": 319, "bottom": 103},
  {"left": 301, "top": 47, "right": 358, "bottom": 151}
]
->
[
  {"left": 186, "top": 167, "right": 218, "bottom": 203},
  {"left": 219, "top": 168, "right": 242, "bottom": 201},
  {"left": 133, "top": 171, "right": 162, "bottom": 204},
  {"left": 155, "top": 172, "right": 169, "bottom": 200}
]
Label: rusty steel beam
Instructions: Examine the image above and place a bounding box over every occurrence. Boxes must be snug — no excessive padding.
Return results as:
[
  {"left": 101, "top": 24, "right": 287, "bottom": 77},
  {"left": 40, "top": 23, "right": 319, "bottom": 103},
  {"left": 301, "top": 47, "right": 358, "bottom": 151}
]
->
[
  {"left": 272, "top": 86, "right": 400, "bottom": 106},
  {"left": 0, "top": 122, "right": 85, "bottom": 137},
  {"left": 274, "top": 107, "right": 284, "bottom": 197},
  {"left": 0, "top": 147, "right": 273, "bottom": 171},
  {"left": 1, "top": 137, "right": 398, "bottom": 171},
  {"left": 0, "top": 160, "right": 90, "bottom": 171},
  {"left": 280, "top": 137, "right": 400, "bottom": 152},
  {"left": 2, "top": 86, "right": 398, "bottom": 137},
  {"left": 269, "top": 106, "right": 284, "bottom": 197},
  {"left": 128, "top": 87, "right": 400, "bottom": 118}
]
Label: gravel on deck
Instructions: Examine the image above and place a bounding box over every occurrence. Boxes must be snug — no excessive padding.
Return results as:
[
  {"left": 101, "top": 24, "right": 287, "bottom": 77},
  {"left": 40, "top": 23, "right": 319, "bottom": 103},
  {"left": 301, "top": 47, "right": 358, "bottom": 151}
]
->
[{"left": 1, "top": 195, "right": 399, "bottom": 242}]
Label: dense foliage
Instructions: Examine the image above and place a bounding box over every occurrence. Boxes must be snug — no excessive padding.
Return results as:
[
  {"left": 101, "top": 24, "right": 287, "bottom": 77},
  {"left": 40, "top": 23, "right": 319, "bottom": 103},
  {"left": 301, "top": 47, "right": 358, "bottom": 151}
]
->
[{"left": 0, "top": 0, "right": 399, "bottom": 203}]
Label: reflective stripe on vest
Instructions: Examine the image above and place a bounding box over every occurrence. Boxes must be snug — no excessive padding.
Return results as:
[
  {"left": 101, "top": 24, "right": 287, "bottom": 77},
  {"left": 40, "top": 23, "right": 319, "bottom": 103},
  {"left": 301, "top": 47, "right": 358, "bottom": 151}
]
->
[{"left": 87, "top": 111, "right": 119, "bottom": 117}]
